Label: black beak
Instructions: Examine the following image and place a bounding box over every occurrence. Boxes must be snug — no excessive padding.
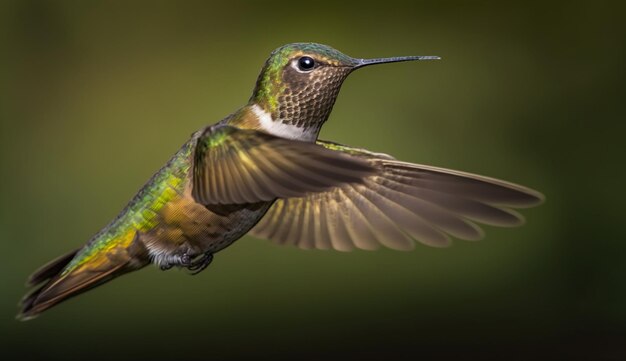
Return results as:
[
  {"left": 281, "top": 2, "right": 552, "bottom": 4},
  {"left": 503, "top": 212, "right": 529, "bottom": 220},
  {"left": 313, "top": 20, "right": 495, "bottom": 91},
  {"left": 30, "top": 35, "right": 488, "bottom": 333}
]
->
[{"left": 352, "top": 55, "right": 440, "bottom": 69}]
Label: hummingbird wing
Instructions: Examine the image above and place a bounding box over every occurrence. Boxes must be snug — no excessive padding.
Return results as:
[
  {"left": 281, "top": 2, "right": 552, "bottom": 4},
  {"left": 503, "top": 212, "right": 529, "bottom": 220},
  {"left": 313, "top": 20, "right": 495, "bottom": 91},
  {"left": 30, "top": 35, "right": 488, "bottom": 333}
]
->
[
  {"left": 249, "top": 140, "right": 544, "bottom": 251},
  {"left": 192, "top": 125, "right": 375, "bottom": 205}
]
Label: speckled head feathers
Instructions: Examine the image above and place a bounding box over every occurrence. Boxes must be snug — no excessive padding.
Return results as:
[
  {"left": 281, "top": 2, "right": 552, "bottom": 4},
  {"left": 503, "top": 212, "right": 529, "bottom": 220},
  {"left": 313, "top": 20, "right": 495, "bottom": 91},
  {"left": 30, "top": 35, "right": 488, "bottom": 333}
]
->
[
  {"left": 249, "top": 43, "right": 439, "bottom": 134},
  {"left": 249, "top": 43, "right": 357, "bottom": 130}
]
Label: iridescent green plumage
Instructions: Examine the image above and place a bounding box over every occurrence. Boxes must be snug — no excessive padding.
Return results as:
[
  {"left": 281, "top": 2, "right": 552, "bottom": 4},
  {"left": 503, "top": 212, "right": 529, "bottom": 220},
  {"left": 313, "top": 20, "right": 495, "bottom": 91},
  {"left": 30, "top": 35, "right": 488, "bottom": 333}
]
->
[{"left": 63, "top": 140, "right": 195, "bottom": 275}]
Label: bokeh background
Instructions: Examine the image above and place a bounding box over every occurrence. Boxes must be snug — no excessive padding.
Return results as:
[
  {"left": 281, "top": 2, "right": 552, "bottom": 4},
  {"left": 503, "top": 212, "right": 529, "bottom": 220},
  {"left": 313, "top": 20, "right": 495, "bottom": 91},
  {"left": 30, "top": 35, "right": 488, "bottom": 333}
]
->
[{"left": 1, "top": 0, "right": 624, "bottom": 359}]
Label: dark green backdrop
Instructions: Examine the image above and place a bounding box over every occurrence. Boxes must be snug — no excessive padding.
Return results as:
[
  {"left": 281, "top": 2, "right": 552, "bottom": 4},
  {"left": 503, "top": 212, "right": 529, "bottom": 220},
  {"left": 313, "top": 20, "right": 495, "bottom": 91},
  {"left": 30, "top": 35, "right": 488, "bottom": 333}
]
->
[{"left": 1, "top": 1, "right": 624, "bottom": 360}]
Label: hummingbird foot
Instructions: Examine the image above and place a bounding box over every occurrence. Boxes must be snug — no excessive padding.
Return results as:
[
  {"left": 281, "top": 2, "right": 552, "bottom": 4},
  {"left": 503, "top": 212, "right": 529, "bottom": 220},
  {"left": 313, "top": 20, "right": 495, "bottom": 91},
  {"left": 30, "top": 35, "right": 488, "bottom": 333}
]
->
[
  {"left": 185, "top": 252, "right": 214, "bottom": 275},
  {"left": 155, "top": 251, "right": 201, "bottom": 271}
]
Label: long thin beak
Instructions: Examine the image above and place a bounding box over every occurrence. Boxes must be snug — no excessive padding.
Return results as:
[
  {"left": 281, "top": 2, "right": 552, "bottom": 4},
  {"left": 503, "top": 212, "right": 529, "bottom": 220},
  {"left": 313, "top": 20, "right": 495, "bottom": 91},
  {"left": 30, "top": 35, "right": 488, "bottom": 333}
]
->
[{"left": 353, "top": 55, "right": 440, "bottom": 69}]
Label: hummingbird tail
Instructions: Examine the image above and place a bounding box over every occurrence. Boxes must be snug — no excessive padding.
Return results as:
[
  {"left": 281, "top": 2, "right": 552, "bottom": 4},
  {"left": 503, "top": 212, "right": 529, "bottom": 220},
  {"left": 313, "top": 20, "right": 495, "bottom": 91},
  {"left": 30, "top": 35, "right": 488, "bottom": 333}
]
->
[
  {"left": 18, "top": 250, "right": 80, "bottom": 319},
  {"left": 18, "top": 259, "right": 125, "bottom": 321},
  {"left": 25, "top": 248, "right": 81, "bottom": 287},
  {"left": 17, "top": 240, "right": 148, "bottom": 321}
]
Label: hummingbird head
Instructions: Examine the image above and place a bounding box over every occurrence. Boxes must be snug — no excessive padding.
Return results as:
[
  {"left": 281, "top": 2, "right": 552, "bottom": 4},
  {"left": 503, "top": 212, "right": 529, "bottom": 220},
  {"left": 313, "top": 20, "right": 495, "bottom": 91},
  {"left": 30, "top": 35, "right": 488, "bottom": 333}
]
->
[{"left": 249, "top": 43, "right": 439, "bottom": 140}]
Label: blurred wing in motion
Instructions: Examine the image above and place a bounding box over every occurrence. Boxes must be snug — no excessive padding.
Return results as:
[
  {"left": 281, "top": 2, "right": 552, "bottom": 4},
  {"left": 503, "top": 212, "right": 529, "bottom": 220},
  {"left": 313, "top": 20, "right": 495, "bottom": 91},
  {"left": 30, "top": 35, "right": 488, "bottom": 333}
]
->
[{"left": 250, "top": 140, "right": 544, "bottom": 251}]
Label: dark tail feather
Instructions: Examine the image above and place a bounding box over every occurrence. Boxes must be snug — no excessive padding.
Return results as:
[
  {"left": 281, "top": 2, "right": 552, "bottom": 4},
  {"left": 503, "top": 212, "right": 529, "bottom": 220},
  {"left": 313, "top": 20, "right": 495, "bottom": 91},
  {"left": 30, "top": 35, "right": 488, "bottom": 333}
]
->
[
  {"left": 19, "top": 249, "right": 80, "bottom": 320},
  {"left": 18, "top": 259, "right": 130, "bottom": 321},
  {"left": 19, "top": 268, "right": 128, "bottom": 321},
  {"left": 26, "top": 249, "right": 80, "bottom": 287},
  {"left": 17, "top": 239, "right": 148, "bottom": 321}
]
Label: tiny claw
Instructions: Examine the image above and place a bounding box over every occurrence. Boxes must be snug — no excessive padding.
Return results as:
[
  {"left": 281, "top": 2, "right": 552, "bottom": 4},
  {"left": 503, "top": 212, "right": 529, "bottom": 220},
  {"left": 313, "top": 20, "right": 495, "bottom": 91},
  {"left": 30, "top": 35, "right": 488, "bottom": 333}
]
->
[{"left": 186, "top": 253, "right": 214, "bottom": 275}]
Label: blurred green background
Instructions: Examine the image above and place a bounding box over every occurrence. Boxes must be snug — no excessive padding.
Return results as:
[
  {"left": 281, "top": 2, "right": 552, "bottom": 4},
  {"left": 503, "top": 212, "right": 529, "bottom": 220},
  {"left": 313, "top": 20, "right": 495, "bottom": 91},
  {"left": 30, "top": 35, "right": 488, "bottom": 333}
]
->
[{"left": 1, "top": 0, "right": 624, "bottom": 359}]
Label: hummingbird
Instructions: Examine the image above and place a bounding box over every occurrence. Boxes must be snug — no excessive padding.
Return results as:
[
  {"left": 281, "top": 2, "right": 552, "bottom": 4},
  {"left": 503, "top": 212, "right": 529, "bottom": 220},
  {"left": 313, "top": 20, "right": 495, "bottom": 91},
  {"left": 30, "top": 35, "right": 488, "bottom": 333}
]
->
[{"left": 18, "top": 42, "right": 543, "bottom": 320}]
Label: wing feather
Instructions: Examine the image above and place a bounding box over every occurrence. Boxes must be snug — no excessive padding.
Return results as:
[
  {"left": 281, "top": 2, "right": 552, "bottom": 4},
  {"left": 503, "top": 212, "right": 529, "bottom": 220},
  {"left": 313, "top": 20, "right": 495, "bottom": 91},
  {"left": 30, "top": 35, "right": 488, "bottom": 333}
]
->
[
  {"left": 192, "top": 125, "right": 375, "bottom": 205},
  {"left": 249, "top": 140, "right": 544, "bottom": 251}
]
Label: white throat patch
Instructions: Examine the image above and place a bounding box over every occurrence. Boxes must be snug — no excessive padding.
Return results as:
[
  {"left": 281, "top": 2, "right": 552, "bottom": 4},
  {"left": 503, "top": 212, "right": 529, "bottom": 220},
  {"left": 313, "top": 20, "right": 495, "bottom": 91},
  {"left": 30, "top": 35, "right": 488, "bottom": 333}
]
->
[{"left": 251, "top": 104, "right": 316, "bottom": 142}]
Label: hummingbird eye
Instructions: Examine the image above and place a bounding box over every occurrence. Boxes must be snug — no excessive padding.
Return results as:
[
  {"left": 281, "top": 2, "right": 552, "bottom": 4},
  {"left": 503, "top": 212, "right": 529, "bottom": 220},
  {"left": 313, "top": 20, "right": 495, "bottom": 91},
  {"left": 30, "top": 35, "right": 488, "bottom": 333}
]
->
[{"left": 297, "top": 56, "right": 316, "bottom": 71}]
